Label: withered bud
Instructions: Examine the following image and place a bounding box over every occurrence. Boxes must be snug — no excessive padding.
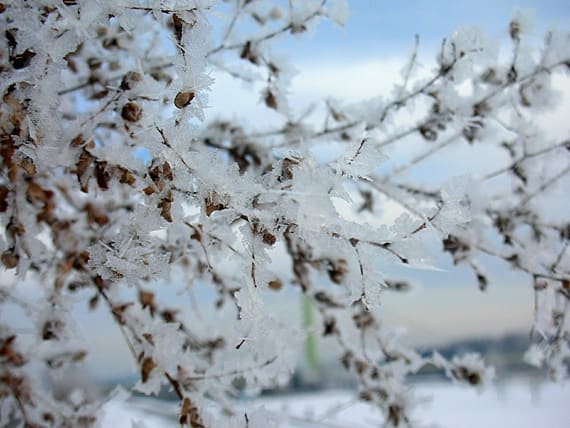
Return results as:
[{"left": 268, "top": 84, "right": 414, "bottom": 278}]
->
[
  {"left": 89, "top": 294, "right": 99, "bottom": 310},
  {"left": 261, "top": 229, "right": 277, "bottom": 245},
  {"left": 141, "top": 356, "right": 156, "bottom": 383},
  {"left": 353, "top": 312, "right": 374, "bottom": 329},
  {"left": 0, "top": 335, "right": 25, "bottom": 367},
  {"left": 205, "top": 195, "right": 225, "bottom": 216},
  {"left": 323, "top": 317, "right": 336, "bottom": 336},
  {"left": 385, "top": 280, "right": 411, "bottom": 292},
  {"left": 42, "top": 320, "right": 63, "bottom": 340},
  {"left": 1, "top": 250, "right": 18, "bottom": 269},
  {"left": 476, "top": 272, "right": 488, "bottom": 291},
  {"left": 327, "top": 259, "right": 348, "bottom": 285},
  {"left": 290, "top": 24, "right": 307, "bottom": 34},
  {"left": 264, "top": 90, "right": 278, "bottom": 110},
  {"left": 139, "top": 290, "right": 155, "bottom": 311},
  {"left": 0, "top": 185, "right": 9, "bottom": 212},
  {"left": 172, "top": 14, "right": 185, "bottom": 43},
  {"left": 509, "top": 20, "right": 520, "bottom": 41},
  {"left": 452, "top": 366, "right": 481, "bottom": 385},
  {"left": 119, "top": 168, "right": 136, "bottom": 186},
  {"left": 162, "top": 161, "right": 173, "bottom": 180},
  {"left": 159, "top": 199, "right": 173, "bottom": 222},
  {"left": 11, "top": 50, "right": 36, "bottom": 69},
  {"left": 419, "top": 124, "right": 437, "bottom": 141},
  {"left": 267, "top": 279, "right": 282, "bottom": 291},
  {"left": 20, "top": 156, "right": 36, "bottom": 176},
  {"left": 533, "top": 279, "right": 548, "bottom": 291},
  {"left": 143, "top": 186, "right": 156, "bottom": 195},
  {"left": 174, "top": 91, "right": 195, "bottom": 109},
  {"left": 268, "top": 62, "right": 279, "bottom": 74},
  {"left": 121, "top": 102, "right": 142, "bottom": 122},
  {"left": 161, "top": 309, "right": 178, "bottom": 323},
  {"left": 86, "top": 57, "right": 102, "bottom": 70},
  {"left": 269, "top": 7, "right": 281, "bottom": 20},
  {"left": 240, "top": 41, "right": 259, "bottom": 64},
  {"left": 26, "top": 181, "right": 53, "bottom": 204},
  {"left": 120, "top": 71, "right": 143, "bottom": 90},
  {"left": 341, "top": 351, "right": 353, "bottom": 370},
  {"left": 85, "top": 203, "right": 109, "bottom": 226},
  {"left": 94, "top": 161, "right": 110, "bottom": 190},
  {"left": 330, "top": 107, "right": 347, "bottom": 122}
]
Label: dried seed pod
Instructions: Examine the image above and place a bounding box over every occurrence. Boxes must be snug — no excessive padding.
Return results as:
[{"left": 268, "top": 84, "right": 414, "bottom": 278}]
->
[
  {"left": 174, "top": 91, "right": 195, "bottom": 109},
  {"left": 121, "top": 102, "right": 142, "bottom": 122}
]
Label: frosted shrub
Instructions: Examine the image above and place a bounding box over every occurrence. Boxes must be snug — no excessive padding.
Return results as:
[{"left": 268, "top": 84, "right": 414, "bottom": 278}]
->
[{"left": 0, "top": 1, "right": 569, "bottom": 427}]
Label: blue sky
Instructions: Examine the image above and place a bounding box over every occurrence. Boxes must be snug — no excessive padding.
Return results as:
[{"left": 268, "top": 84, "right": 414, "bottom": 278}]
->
[{"left": 285, "top": 0, "right": 570, "bottom": 62}]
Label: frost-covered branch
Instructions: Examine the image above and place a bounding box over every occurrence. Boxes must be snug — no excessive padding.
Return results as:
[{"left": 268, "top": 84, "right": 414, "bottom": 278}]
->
[{"left": 1, "top": 1, "right": 569, "bottom": 427}]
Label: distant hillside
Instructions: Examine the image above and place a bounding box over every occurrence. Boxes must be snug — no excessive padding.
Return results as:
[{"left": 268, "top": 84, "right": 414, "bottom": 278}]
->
[{"left": 98, "top": 333, "right": 550, "bottom": 400}]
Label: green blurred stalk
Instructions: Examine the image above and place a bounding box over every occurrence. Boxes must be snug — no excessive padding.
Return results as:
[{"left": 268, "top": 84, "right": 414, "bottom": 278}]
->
[{"left": 303, "top": 294, "right": 318, "bottom": 372}]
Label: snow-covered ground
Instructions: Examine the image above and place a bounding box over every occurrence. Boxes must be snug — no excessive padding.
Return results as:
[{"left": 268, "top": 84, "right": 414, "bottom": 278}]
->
[{"left": 101, "top": 380, "right": 570, "bottom": 427}]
